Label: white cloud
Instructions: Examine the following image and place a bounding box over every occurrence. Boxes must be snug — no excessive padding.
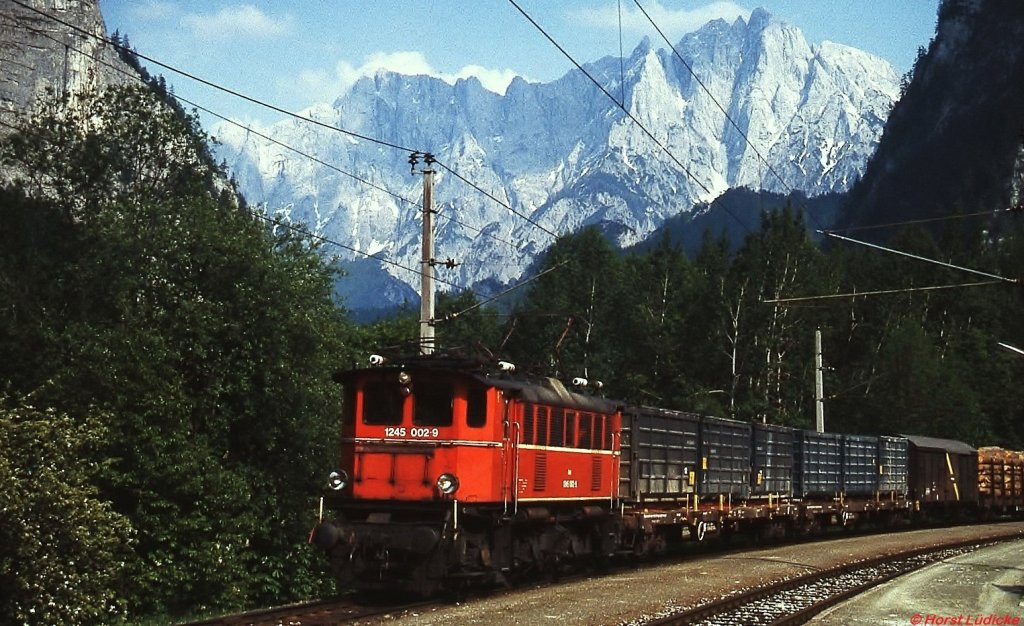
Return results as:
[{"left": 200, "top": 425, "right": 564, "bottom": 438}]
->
[
  {"left": 180, "top": 4, "right": 294, "bottom": 41},
  {"left": 291, "top": 51, "right": 522, "bottom": 103},
  {"left": 451, "top": 65, "right": 522, "bottom": 95},
  {"left": 573, "top": 1, "right": 750, "bottom": 40},
  {"left": 124, "top": 0, "right": 177, "bottom": 22}
]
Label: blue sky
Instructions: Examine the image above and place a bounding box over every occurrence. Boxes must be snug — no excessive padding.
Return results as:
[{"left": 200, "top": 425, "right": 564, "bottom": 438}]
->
[{"left": 97, "top": 1, "right": 940, "bottom": 127}]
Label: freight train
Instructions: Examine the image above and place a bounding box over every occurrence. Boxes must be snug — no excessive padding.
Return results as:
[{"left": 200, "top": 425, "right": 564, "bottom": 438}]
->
[{"left": 309, "top": 354, "right": 1024, "bottom": 595}]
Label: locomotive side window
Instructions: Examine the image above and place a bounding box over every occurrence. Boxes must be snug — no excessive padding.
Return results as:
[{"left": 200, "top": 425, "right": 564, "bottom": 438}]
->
[
  {"left": 362, "top": 381, "right": 403, "bottom": 425},
  {"left": 550, "top": 407, "right": 565, "bottom": 447},
  {"left": 572, "top": 412, "right": 613, "bottom": 450},
  {"left": 413, "top": 382, "right": 454, "bottom": 426},
  {"left": 536, "top": 406, "right": 550, "bottom": 446},
  {"left": 565, "top": 411, "right": 577, "bottom": 447},
  {"left": 524, "top": 404, "right": 536, "bottom": 444},
  {"left": 466, "top": 386, "right": 487, "bottom": 428},
  {"left": 578, "top": 413, "right": 593, "bottom": 449}
]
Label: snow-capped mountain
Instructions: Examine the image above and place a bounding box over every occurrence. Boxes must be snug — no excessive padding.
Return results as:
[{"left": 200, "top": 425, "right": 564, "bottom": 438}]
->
[{"left": 215, "top": 8, "right": 899, "bottom": 312}]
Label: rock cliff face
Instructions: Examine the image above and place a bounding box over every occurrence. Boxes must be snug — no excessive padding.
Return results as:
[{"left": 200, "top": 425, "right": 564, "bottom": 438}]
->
[
  {"left": 217, "top": 9, "right": 899, "bottom": 312},
  {"left": 0, "top": 0, "right": 132, "bottom": 126},
  {"left": 839, "top": 0, "right": 1024, "bottom": 229}
]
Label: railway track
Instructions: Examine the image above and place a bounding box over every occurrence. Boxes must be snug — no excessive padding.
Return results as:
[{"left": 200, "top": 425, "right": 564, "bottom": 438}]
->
[
  {"left": 178, "top": 595, "right": 438, "bottom": 626},
  {"left": 181, "top": 524, "right": 1024, "bottom": 626},
  {"left": 644, "top": 535, "right": 1017, "bottom": 626}
]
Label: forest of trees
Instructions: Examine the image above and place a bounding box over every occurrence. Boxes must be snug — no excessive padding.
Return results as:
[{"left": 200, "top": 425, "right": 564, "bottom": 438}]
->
[
  {"left": 483, "top": 217, "right": 1024, "bottom": 445},
  {"left": 0, "top": 85, "right": 362, "bottom": 624},
  {"left": 1, "top": 84, "right": 1022, "bottom": 625}
]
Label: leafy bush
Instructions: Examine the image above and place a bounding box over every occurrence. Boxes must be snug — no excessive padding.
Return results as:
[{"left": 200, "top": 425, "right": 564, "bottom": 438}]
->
[{"left": 0, "top": 398, "right": 133, "bottom": 625}]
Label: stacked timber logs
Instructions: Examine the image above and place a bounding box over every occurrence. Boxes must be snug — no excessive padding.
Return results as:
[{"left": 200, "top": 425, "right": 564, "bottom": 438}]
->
[{"left": 977, "top": 447, "right": 1024, "bottom": 510}]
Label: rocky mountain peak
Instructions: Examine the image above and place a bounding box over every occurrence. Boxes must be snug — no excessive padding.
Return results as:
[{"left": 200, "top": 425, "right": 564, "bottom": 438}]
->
[{"left": 216, "top": 9, "right": 899, "bottom": 314}]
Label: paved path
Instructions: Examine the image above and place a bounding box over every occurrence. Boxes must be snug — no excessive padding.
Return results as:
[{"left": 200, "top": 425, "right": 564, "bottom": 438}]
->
[{"left": 810, "top": 539, "right": 1024, "bottom": 626}]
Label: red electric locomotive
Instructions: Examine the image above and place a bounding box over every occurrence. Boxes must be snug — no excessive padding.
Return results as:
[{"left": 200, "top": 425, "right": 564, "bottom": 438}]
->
[{"left": 311, "top": 355, "right": 621, "bottom": 595}]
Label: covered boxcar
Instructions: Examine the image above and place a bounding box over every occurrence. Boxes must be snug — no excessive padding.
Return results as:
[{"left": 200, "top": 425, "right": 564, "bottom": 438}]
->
[{"left": 906, "top": 435, "right": 978, "bottom": 510}]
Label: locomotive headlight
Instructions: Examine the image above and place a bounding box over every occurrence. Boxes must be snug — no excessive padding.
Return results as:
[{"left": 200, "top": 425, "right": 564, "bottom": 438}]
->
[
  {"left": 436, "top": 473, "right": 460, "bottom": 495},
  {"left": 328, "top": 469, "right": 349, "bottom": 491}
]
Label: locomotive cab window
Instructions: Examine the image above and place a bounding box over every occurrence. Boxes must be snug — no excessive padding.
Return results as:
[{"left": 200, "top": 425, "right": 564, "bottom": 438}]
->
[
  {"left": 413, "top": 382, "right": 454, "bottom": 427},
  {"left": 466, "top": 386, "right": 487, "bottom": 428},
  {"left": 362, "top": 381, "right": 403, "bottom": 425}
]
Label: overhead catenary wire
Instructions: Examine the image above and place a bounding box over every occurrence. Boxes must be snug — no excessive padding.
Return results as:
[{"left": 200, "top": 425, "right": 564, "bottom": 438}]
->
[
  {"left": 618, "top": 0, "right": 627, "bottom": 107},
  {"left": 822, "top": 206, "right": 1021, "bottom": 234},
  {"left": 2, "top": 26, "right": 489, "bottom": 297},
  {"left": 10, "top": 10, "right": 564, "bottom": 307},
  {"left": 820, "top": 231, "right": 1019, "bottom": 284},
  {"left": 8, "top": 0, "right": 418, "bottom": 154},
  {"left": 14, "top": 0, "right": 563, "bottom": 249},
  {"left": 433, "top": 161, "right": 559, "bottom": 239},
  {"left": 506, "top": 0, "right": 711, "bottom": 198},
  {"left": 254, "top": 215, "right": 468, "bottom": 293},
  {"left": 28, "top": 20, "right": 524, "bottom": 253},
  {"left": 443, "top": 260, "right": 569, "bottom": 321},
  {"left": 761, "top": 280, "right": 1005, "bottom": 304},
  {"left": 631, "top": 3, "right": 789, "bottom": 197}
]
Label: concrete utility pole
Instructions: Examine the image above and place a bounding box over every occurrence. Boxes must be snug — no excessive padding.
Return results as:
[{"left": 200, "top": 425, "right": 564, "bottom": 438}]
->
[
  {"left": 814, "top": 328, "right": 825, "bottom": 433},
  {"left": 411, "top": 152, "right": 436, "bottom": 355}
]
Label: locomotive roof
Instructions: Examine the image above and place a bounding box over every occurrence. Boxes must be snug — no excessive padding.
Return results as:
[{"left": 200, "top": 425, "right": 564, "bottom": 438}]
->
[
  {"left": 475, "top": 374, "right": 620, "bottom": 414},
  {"left": 336, "top": 363, "right": 618, "bottom": 414},
  {"left": 903, "top": 434, "right": 977, "bottom": 455}
]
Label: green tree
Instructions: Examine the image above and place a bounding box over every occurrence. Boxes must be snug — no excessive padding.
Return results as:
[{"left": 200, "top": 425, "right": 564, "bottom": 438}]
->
[
  {"left": 726, "top": 207, "right": 830, "bottom": 425},
  {"left": 613, "top": 232, "right": 700, "bottom": 407},
  {"left": 0, "top": 85, "right": 357, "bottom": 618},
  {"left": 505, "top": 227, "right": 624, "bottom": 384},
  {"left": 435, "top": 289, "right": 504, "bottom": 357},
  {"left": 686, "top": 230, "right": 742, "bottom": 416},
  {"left": 361, "top": 304, "right": 419, "bottom": 355}
]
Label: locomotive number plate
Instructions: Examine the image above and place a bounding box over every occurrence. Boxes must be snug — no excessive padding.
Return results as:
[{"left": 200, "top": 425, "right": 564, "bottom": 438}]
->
[{"left": 384, "top": 427, "right": 440, "bottom": 438}]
